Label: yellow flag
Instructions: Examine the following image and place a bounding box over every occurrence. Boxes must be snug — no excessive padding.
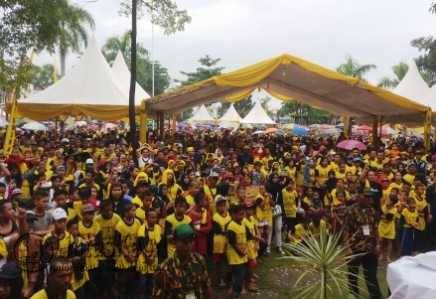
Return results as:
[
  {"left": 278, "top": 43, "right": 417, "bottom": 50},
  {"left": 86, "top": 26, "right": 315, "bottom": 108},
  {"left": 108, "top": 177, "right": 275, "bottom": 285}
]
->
[{"left": 3, "top": 94, "right": 17, "bottom": 156}]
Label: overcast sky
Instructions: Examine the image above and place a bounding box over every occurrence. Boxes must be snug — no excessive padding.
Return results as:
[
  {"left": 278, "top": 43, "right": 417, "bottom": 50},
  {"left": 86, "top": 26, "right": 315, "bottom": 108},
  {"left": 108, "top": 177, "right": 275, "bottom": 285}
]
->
[{"left": 38, "top": 0, "right": 436, "bottom": 87}]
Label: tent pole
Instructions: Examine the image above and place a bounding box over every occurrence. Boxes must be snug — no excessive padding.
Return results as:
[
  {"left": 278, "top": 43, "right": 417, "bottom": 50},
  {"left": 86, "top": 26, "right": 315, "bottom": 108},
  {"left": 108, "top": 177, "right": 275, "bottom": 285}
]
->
[
  {"left": 343, "top": 116, "right": 351, "bottom": 138},
  {"left": 424, "top": 109, "right": 432, "bottom": 152},
  {"left": 372, "top": 116, "right": 379, "bottom": 146},
  {"left": 158, "top": 112, "right": 164, "bottom": 139},
  {"left": 139, "top": 100, "right": 147, "bottom": 144}
]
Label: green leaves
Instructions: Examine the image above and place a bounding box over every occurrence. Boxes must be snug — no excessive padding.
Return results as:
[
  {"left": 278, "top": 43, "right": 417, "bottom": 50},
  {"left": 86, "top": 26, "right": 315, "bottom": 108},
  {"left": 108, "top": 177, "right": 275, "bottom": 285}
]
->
[
  {"left": 280, "top": 226, "right": 365, "bottom": 299},
  {"left": 336, "top": 56, "right": 376, "bottom": 81},
  {"left": 101, "top": 31, "right": 170, "bottom": 96},
  {"left": 120, "top": 0, "right": 191, "bottom": 35}
]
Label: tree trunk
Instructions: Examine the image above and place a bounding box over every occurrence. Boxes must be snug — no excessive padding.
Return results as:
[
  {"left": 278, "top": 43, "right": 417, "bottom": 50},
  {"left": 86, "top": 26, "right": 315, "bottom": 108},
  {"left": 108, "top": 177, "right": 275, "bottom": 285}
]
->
[
  {"left": 60, "top": 46, "right": 67, "bottom": 77},
  {"left": 129, "top": 0, "right": 139, "bottom": 166}
]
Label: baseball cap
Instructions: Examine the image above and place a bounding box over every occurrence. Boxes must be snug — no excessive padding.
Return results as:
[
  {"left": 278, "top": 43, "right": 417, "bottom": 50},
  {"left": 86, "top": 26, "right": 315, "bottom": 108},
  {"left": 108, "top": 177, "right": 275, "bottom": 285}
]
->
[
  {"left": 82, "top": 203, "right": 95, "bottom": 213},
  {"left": 85, "top": 158, "right": 94, "bottom": 165},
  {"left": 52, "top": 208, "right": 67, "bottom": 221},
  {"left": 174, "top": 224, "right": 195, "bottom": 240}
]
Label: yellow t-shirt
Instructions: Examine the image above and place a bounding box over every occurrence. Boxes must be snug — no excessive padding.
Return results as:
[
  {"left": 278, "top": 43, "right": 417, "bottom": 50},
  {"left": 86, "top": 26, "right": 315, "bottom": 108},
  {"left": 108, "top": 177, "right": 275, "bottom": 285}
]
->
[
  {"left": 212, "top": 212, "right": 231, "bottom": 254},
  {"left": 378, "top": 205, "right": 398, "bottom": 240},
  {"left": 402, "top": 209, "right": 420, "bottom": 230},
  {"left": 292, "top": 224, "right": 307, "bottom": 244},
  {"left": 331, "top": 189, "right": 350, "bottom": 207},
  {"left": 165, "top": 214, "right": 192, "bottom": 257},
  {"left": 243, "top": 216, "right": 258, "bottom": 260},
  {"left": 95, "top": 213, "right": 121, "bottom": 259},
  {"left": 226, "top": 220, "right": 248, "bottom": 265},
  {"left": 403, "top": 174, "right": 415, "bottom": 185},
  {"left": 282, "top": 188, "right": 298, "bottom": 218},
  {"left": 136, "top": 224, "right": 162, "bottom": 274},
  {"left": 31, "top": 289, "right": 76, "bottom": 299},
  {"left": 256, "top": 202, "right": 273, "bottom": 225},
  {"left": 43, "top": 232, "right": 73, "bottom": 258},
  {"left": 78, "top": 220, "right": 101, "bottom": 270},
  {"left": 115, "top": 218, "right": 141, "bottom": 269},
  {"left": 315, "top": 165, "right": 330, "bottom": 185}
]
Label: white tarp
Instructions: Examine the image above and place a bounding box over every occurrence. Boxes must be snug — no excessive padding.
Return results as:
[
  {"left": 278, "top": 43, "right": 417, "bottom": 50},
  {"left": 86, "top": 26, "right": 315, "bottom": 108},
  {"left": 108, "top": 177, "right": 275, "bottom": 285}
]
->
[
  {"left": 394, "top": 61, "right": 432, "bottom": 109},
  {"left": 111, "top": 52, "right": 150, "bottom": 102},
  {"left": 241, "top": 101, "right": 275, "bottom": 125},
  {"left": 387, "top": 252, "right": 436, "bottom": 299},
  {"left": 21, "top": 38, "right": 139, "bottom": 106},
  {"left": 219, "top": 104, "right": 242, "bottom": 123},
  {"left": 188, "top": 105, "right": 215, "bottom": 123},
  {"left": 22, "top": 121, "right": 47, "bottom": 131}
]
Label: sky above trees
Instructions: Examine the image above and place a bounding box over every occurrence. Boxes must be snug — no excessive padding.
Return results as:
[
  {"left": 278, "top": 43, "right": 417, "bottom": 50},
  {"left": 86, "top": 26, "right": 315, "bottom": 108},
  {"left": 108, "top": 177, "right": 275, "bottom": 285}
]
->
[{"left": 35, "top": 0, "right": 436, "bottom": 86}]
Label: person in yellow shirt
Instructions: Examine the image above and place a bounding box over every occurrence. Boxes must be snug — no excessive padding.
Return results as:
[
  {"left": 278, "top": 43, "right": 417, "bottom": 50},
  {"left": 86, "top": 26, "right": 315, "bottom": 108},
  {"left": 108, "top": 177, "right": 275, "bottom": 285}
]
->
[
  {"left": 315, "top": 159, "right": 330, "bottom": 186},
  {"left": 212, "top": 195, "right": 231, "bottom": 288},
  {"left": 255, "top": 194, "right": 273, "bottom": 255},
  {"left": 43, "top": 208, "right": 73, "bottom": 258},
  {"left": 226, "top": 204, "right": 248, "bottom": 299},
  {"left": 95, "top": 200, "right": 120, "bottom": 299},
  {"left": 378, "top": 197, "right": 399, "bottom": 262},
  {"left": 164, "top": 197, "right": 192, "bottom": 257},
  {"left": 282, "top": 180, "right": 298, "bottom": 236},
  {"left": 243, "top": 202, "right": 260, "bottom": 292},
  {"left": 78, "top": 204, "right": 101, "bottom": 290},
  {"left": 412, "top": 183, "right": 431, "bottom": 253},
  {"left": 30, "top": 258, "right": 76, "bottom": 299},
  {"left": 290, "top": 219, "right": 308, "bottom": 244},
  {"left": 399, "top": 198, "right": 420, "bottom": 256},
  {"left": 137, "top": 210, "right": 161, "bottom": 299},
  {"left": 114, "top": 202, "right": 141, "bottom": 298}
]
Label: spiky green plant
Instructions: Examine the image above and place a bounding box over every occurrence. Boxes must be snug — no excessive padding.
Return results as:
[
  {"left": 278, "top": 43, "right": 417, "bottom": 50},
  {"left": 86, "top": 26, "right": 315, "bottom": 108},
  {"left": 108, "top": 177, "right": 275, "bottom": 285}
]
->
[{"left": 281, "top": 226, "right": 365, "bottom": 299}]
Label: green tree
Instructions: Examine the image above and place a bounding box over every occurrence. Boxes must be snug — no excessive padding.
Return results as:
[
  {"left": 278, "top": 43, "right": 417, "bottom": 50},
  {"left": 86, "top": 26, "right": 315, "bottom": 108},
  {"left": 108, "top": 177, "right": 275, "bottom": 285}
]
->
[
  {"left": 336, "top": 55, "right": 376, "bottom": 81},
  {"left": 31, "top": 64, "right": 58, "bottom": 91},
  {"left": 102, "top": 31, "right": 170, "bottom": 96},
  {"left": 121, "top": 0, "right": 191, "bottom": 161},
  {"left": 55, "top": 3, "right": 95, "bottom": 76},
  {"left": 177, "top": 55, "right": 224, "bottom": 120},
  {"left": 378, "top": 62, "right": 409, "bottom": 88},
  {"left": 234, "top": 97, "right": 255, "bottom": 118},
  {"left": 408, "top": 2, "right": 436, "bottom": 85},
  {"left": 0, "top": 1, "right": 93, "bottom": 95},
  {"left": 177, "top": 55, "right": 225, "bottom": 85},
  {"left": 278, "top": 101, "right": 333, "bottom": 125}
]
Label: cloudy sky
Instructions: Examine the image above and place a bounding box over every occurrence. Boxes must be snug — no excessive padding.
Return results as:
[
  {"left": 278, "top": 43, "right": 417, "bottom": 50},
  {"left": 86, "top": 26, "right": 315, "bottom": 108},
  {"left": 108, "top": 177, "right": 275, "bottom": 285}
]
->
[{"left": 39, "top": 0, "right": 436, "bottom": 87}]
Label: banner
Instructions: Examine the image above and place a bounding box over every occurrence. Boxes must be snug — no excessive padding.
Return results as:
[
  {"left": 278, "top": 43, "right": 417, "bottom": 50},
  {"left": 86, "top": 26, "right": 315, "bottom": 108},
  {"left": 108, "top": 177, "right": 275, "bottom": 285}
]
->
[{"left": 3, "top": 94, "right": 17, "bottom": 156}]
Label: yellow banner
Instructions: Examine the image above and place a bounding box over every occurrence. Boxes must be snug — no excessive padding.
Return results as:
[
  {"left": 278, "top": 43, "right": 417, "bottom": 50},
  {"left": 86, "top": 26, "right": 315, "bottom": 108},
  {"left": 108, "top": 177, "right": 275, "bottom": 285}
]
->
[{"left": 3, "top": 95, "right": 17, "bottom": 156}]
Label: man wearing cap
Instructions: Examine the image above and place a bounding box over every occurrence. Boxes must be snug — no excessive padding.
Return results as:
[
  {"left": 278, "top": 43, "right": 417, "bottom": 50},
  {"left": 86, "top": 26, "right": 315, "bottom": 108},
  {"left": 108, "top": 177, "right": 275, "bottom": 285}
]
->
[
  {"left": 43, "top": 208, "right": 73, "bottom": 258},
  {"left": 153, "top": 223, "right": 212, "bottom": 299}
]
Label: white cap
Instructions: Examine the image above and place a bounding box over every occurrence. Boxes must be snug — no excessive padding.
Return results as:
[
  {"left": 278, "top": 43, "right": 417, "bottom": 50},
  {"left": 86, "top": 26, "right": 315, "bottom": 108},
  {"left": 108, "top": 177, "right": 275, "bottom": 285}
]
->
[
  {"left": 51, "top": 208, "right": 67, "bottom": 221},
  {"left": 85, "top": 158, "right": 94, "bottom": 164}
]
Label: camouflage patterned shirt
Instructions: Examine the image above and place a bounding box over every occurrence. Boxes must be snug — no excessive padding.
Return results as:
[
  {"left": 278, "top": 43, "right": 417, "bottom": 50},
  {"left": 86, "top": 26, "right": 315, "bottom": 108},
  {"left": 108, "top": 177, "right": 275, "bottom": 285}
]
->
[{"left": 152, "top": 252, "right": 212, "bottom": 299}]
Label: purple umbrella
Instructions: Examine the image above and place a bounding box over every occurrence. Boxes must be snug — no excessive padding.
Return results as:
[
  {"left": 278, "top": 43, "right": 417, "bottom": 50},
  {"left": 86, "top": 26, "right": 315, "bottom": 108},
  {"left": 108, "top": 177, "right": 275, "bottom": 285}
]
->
[{"left": 337, "top": 139, "right": 367, "bottom": 151}]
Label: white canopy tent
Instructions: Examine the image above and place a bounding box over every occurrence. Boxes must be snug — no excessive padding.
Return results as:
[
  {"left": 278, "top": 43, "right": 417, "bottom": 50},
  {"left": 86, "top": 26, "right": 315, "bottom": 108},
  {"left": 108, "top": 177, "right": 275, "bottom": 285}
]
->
[
  {"left": 219, "top": 104, "right": 242, "bottom": 123},
  {"left": 188, "top": 105, "right": 215, "bottom": 123},
  {"left": 18, "top": 38, "right": 141, "bottom": 121},
  {"left": 394, "top": 61, "right": 432, "bottom": 109},
  {"left": 111, "top": 52, "right": 150, "bottom": 102},
  {"left": 241, "top": 101, "right": 275, "bottom": 125}
]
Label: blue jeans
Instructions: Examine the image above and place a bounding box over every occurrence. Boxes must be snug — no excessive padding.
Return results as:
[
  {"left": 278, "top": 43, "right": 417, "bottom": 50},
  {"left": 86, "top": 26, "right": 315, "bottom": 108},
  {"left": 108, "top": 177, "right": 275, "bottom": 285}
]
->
[
  {"left": 138, "top": 274, "right": 154, "bottom": 299},
  {"left": 231, "top": 264, "right": 247, "bottom": 298}
]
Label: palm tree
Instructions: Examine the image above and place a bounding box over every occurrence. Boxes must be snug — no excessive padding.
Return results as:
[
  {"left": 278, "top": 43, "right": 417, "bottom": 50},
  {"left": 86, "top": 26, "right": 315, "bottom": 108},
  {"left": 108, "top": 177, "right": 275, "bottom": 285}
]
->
[
  {"left": 336, "top": 56, "right": 376, "bottom": 81},
  {"left": 56, "top": 2, "right": 95, "bottom": 76},
  {"left": 378, "top": 62, "right": 409, "bottom": 88}
]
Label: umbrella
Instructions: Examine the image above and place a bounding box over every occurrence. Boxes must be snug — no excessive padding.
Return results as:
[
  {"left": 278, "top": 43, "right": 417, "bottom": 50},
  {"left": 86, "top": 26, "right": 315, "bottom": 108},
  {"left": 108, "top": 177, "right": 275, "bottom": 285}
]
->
[
  {"left": 252, "top": 130, "right": 265, "bottom": 135},
  {"left": 292, "top": 126, "right": 309, "bottom": 136},
  {"left": 22, "top": 121, "right": 47, "bottom": 131},
  {"left": 265, "top": 127, "right": 278, "bottom": 134},
  {"left": 75, "top": 120, "right": 87, "bottom": 127},
  {"left": 337, "top": 139, "right": 367, "bottom": 151}
]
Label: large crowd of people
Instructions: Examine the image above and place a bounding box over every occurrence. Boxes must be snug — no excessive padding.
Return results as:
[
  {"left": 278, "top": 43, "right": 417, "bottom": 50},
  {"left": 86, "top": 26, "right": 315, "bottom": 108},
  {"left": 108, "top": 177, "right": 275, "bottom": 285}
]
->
[{"left": 0, "top": 125, "right": 435, "bottom": 299}]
